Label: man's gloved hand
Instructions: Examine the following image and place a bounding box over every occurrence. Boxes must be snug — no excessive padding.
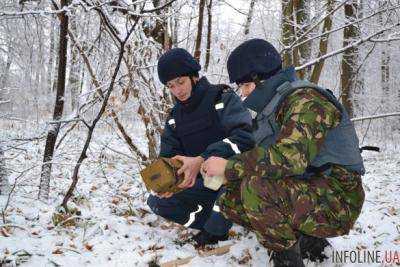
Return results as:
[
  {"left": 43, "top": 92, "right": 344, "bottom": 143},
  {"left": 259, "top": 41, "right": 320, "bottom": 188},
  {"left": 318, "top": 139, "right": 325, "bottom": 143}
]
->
[{"left": 172, "top": 155, "right": 204, "bottom": 189}]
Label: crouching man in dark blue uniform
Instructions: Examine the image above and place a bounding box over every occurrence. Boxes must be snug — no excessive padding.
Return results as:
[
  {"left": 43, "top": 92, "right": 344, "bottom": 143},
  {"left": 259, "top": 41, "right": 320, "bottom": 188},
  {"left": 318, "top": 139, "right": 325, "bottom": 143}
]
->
[{"left": 147, "top": 48, "right": 255, "bottom": 246}]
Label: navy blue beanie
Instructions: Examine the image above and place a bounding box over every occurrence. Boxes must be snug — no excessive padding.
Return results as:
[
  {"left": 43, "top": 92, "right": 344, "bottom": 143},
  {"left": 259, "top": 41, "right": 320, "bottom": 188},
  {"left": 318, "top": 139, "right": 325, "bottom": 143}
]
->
[
  {"left": 157, "top": 48, "right": 201, "bottom": 84},
  {"left": 227, "top": 39, "right": 282, "bottom": 84}
]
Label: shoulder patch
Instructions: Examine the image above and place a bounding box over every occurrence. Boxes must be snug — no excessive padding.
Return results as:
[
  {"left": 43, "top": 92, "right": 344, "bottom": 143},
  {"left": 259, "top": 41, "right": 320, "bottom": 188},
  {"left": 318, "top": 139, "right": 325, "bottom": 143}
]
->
[
  {"left": 247, "top": 108, "right": 258, "bottom": 119},
  {"left": 167, "top": 118, "right": 176, "bottom": 130},
  {"left": 168, "top": 118, "right": 175, "bottom": 125},
  {"left": 166, "top": 106, "right": 177, "bottom": 129},
  {"left": 215, "top": 102, "right": 224, "bottom": 110}
]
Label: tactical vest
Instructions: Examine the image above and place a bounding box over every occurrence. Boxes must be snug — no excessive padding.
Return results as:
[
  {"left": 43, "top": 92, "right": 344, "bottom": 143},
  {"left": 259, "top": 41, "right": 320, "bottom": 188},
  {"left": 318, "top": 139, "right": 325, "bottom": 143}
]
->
[
  {"left": 252, "top": 80, "right": 365, "bottom": 176},
  {"left": 169, "top": 84, "right": 227, "bottom": 157}
]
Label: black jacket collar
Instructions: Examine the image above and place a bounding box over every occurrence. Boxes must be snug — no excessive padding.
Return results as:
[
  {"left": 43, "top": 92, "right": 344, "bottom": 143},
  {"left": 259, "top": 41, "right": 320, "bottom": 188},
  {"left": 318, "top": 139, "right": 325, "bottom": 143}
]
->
[{"left": 177, "top": 77, "right": 209, "bottom": 113}]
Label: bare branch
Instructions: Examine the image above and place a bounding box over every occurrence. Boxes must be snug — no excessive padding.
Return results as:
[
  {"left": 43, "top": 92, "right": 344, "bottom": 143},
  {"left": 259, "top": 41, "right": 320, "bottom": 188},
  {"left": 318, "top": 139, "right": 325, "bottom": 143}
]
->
[
  {"left": 61, "top": 11, "right": 142, "bottom": 210},
  {"left": 68, "top": 26, "right": 148, "bottom": 162},
  {"left": 288, "top": 3, "right": 400, "bottom": 52},
  {"left": 296, "top": 22, "right": 400, "bottom": 70},
  {"left": 351, "top": 112, "right": 400, "bottom": 122},
  {"left": 141, "top": 0, "right": 177, "bottom": 13},
  {"left": 47, "top": 117, "right": 85, "bottom": 125},
  {"left": 2, "top": 165, "right": 38, "bottom": 223},
  {"left": 369, "top": 37, "right": 400, "bottom": 42},
  {"left": 219, "top": 0, "right": 247, "bottom": 16},
  {"left": 282, "top": 0, "right": 351, "bottom": 53}
]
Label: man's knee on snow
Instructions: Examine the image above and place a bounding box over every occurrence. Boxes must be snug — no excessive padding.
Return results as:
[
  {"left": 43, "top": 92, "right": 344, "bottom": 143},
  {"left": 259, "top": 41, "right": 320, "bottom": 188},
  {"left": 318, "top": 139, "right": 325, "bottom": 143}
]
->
[{"left": 147, "top": 194, "right": 165, "bottom": 216}]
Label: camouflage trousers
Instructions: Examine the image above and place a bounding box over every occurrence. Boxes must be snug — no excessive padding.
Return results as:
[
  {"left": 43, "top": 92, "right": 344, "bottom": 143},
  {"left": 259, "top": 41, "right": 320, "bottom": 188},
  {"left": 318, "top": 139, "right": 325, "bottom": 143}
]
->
[{"left": 218, "top": 165, "right": 365, "bottom": 251}]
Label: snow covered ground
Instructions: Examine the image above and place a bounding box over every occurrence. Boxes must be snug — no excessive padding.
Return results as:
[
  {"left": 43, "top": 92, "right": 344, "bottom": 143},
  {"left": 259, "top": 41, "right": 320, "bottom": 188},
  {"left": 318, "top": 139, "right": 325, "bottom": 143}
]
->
[{"left": 0, "top": 125, "right": 399, "bottom": 267}]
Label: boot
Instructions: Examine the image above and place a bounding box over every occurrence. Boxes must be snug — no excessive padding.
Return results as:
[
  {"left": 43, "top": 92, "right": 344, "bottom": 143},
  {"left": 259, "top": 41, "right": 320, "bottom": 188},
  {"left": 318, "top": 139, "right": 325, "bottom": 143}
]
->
[
  {"left": 270, "top": 240, "right": 305, "bottom": 267},
  {"left": 300, "top": 234, "right": 331, "bottom": 263},
  {"left": 191, "top": 230, "right": 229, "bottom": 247}
]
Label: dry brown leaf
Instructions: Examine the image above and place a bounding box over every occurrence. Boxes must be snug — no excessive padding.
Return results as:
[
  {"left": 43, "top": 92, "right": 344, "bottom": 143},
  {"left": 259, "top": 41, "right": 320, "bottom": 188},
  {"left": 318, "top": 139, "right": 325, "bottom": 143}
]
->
[
  {"left": 356, "top": 245, "right": 368, "bottom": 250},
  {"left": 52, "top": 248, "right": 63, "bottom": 255},
  {"left": 228, "top": 230, "right": 238, "bottom": 238},
  {"left": 388, "top": 207, "right": 398, "bottom": 216},
  {"left": 111, "top": 197, "right": 121, "bottom": 205},
  {"left": 31, "top": 231, "right": 39, "bottom": 236},
  {"left": 126, "top": 219, "right": 135, "bottom": 225},
  {"left": 1, "top": 227, "right": 11, "bottom": 237},
  {"left": 121, "top": 186, "right": 130, "bottom": 192},
  {"left": 84, "top": 243, "right": 93, "bottom": 251},
  {"left": 137, "top": 208, "right": 150, "bottom": 218},
  {"left": 238, "top": 249, "right": 252, "bottom": 265},
  {"left": 160, "top": 224, "right": 171, "bottom": 230},
  {"left": 147, "top": 244, "right": 164, "bottom": 251}
]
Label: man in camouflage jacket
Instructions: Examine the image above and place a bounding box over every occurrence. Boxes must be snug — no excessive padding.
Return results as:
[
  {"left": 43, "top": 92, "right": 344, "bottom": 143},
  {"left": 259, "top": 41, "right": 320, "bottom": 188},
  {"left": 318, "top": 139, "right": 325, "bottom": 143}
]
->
[{"left": 202, "top": 39, "right": 365, "bottom": 267}]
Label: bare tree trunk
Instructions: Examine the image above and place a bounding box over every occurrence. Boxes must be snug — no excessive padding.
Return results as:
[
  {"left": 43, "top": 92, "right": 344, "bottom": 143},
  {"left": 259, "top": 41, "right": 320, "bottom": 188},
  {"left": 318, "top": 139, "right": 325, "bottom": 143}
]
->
[
  {"left": 310, "top": 0, "right": 333, "bottom": 83},
  {"left": 38, "top": 0, "right": 69, "bottom": 200},
  {"left": 381, "top": 42, "right": 390, "bottom": 126},
  {"left": 194, "top": 0, "right": 206, "bottom": 62},
  {"left": 353, "top": 0, "right": 365, "bottom": 117},
  {"left": 146, "top": 0, "right": 172, "bottom": 49},
  {"left": 204, "top": 0, "right": 213, "bottom": 71},
  {"left": 50, "top": 4, "right": 60, "bottom": 93},
  {"left": 0, "top": 145, "right": 7, "bottom": 195},
  {"left": 378, "top": 1, "right": 391, "bottom": 132},
  {"left": 69, "top": 16, "right": 81, "bottom": 112},
  {"left": 293, "top": 0, "right": 311, "bottom": 79},
  {"left": 48, "top": 16, "right": 56, "bottom": 93},
  {"left": 244, "top": 0, "right": 257, "bottom": 35},
  {"left": 172, "top": 10, "right": 179, "bottom": 46},
  {"left": 378, "top": 1, "right": 389, "bottom": 98},
  {"left": 340, "top": 0, "right": 360, "bottom": 117},
  {"left": 281, "top": 0, "right": 295, "bottom": 67},
  {"left": 164, "top": 13, "right": 172, "bottom": 50},
  {"left": 34, "top": 19, "right": 46, "bottom": 123},
  {"left": 0, "top": 40, "right": 12, "bottom": 91}
]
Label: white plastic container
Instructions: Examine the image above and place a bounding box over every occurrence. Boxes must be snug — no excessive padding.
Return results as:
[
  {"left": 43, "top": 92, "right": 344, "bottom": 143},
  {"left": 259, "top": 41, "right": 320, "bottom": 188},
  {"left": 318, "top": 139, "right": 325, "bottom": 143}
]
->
[{"left": 203, "top": 175, "right": 225, "bottom": 191}]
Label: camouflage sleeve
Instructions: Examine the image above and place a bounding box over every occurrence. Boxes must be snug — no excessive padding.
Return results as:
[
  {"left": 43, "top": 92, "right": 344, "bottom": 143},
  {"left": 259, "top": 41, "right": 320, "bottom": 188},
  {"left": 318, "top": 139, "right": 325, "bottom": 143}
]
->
[{"left": 224, "top": 88, "right": 342, "bottom": 182}]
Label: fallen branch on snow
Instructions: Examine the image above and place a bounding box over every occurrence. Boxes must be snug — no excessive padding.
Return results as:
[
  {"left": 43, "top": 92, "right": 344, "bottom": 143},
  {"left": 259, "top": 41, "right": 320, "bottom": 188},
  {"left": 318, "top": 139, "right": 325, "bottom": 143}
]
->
[
  {"left": 351, "top": 112, "right": 400, "bottom": 122},
  {"left": 160, "top": 244, "right": 233, "bottom": 267}
]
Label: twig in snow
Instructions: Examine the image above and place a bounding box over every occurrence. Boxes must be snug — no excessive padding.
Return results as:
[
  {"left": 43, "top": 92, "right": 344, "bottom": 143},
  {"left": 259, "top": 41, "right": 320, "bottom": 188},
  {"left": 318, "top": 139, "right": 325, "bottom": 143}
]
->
[{"left": 351, "top": 112, "right": 400, "bottom": 122}]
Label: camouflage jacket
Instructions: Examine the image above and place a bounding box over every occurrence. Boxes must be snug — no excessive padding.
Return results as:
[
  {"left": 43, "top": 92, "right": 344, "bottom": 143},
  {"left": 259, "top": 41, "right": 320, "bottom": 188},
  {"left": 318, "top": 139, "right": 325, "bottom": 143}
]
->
[{"left": 224, "top": 87, "right": 342, "bottom": 183}]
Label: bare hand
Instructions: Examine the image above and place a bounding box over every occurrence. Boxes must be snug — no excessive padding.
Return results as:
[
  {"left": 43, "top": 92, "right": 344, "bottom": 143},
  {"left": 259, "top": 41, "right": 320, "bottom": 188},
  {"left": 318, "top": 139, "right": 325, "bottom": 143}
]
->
[
  {"left": 172, "top": 155, "right": 204, "bottom": 189},
  {"left": 202, "top": 156, "right": 228, "bottom": 178}
]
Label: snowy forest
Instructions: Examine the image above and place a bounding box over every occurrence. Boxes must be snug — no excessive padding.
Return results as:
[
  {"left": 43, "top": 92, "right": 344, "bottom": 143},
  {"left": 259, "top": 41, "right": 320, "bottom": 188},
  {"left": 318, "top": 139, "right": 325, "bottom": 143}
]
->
[{"left": 0, "top": 0, "right": 399, "bottom": 266}]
